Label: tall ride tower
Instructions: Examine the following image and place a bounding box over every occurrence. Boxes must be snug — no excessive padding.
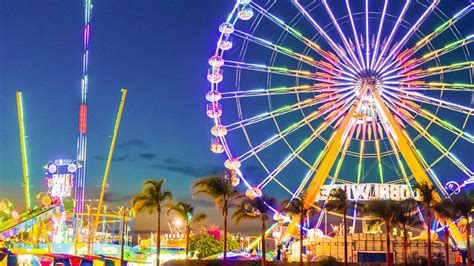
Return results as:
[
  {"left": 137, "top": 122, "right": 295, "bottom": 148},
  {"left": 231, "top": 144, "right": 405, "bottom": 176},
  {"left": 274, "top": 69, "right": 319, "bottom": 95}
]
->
[{"left": 75, "top": 0, "right": 92, "bottom": 215}]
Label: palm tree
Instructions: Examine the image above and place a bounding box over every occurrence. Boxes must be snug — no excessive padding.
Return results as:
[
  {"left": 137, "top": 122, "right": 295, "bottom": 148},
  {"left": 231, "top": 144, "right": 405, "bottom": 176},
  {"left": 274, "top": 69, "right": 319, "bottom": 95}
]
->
[
  {"left": 193, "top": 173, "right": 243, "bottom": 263},
  {"left": 132, "top": 179, "right": 172, "bottom": 266},
  {"left": 434, "top": 198, "right": 455, "bottom": 266},
  {"left": 325, "top": 187, "right": 352, "bottom": 266},
  {"left": 167, "top": 202, "right": 207, "bottom": 260},
  {"left": 450, "top": 190, "right": 474, "bottom": 266},
  {"left": 395, "top": 199, "right": 421, "bottom": 266},
  {"left": 365, "top": 199, "right": 399, "bottom": 266},
  {"left": 281, "top": 192, "right": 317, "bottom": 265},
  {"left": 233, "top": 196, "right": 276, "bottom": 266},
  {"left": 414, "top": 182, "right": 437, "bottom": 266}
]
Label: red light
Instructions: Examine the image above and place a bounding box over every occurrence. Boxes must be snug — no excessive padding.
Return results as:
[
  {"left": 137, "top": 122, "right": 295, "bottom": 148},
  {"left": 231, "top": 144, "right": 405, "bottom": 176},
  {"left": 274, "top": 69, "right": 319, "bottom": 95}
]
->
[{"left": 79, "top": 104, "right": 87, "bottom": 133}]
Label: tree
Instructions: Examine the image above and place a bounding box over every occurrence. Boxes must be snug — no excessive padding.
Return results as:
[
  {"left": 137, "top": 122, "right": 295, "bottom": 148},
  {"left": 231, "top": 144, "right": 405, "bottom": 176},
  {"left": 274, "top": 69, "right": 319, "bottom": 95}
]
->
[
  {"left": 167, "top": 202, "right": 207, "bottom": 260},
  {"left": 132, "top": 179, "right": 172, "bottom": 266},
  {"left": 281, "top": 192, "right": 317, "bottom": 266},
  {"left": 395, "top": 199, "right": 421, "bottom": 266},
  {"left": 365, "top": 199, "right": 399, "bottom": 266},
  {"left": 193, "top": 173, "right": 243, "bottom": 263},
  {"left": 434, "top": 199, "right": 455, "bottom": 266},
  {"left": 450, "top": 191, "right": 474, "bottom": 266},
  {"left": 233, "top": 196, "right": 276, "bottom": 266},
  {"left": 414, "top": 182, "right": 437, "bottom": 266},
  {"left": 189, "top": 231, "right": 240, "bottom": 259},
  {"left": 325, "top": 187, "right": 353, "bottom": 266}
]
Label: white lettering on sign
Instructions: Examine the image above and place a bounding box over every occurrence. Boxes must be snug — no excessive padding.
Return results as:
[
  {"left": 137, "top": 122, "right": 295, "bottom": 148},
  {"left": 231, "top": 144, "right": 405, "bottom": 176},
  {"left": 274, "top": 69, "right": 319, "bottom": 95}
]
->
[{"left": 316, "top": 184, "right": 419, "bottom": 201}]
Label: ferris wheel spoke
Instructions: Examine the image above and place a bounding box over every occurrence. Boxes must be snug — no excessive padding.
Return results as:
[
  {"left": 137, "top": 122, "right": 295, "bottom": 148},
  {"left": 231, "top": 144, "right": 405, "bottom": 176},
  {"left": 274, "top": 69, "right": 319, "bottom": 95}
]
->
[
  {"left": 382, "top": 91, "right": 474, "bottom": 143},
  {"left": 238, "top": 93, "right": 356, "bottom": 162},
  {"left": 292, "top": 0, "right": 363, "bottom": 74},
  {"left": 385, "top": 99, "right": 473, "bottom": 177},
  {"left": 394, "top": 4, "right": 473, "bottom": 67},
  {"left": 364, "top": 0, "right": 370, "bottom": 69},
  {"left": 322, "top": 0, "right": 365, "bottom": 71},
  {"left": 412, "top": 61, "right": 474, "bottom": 80},
  {"left": 226, "top": 98, "right": 315, "bottom": 131},
  {"left": 384, "top": 81, "right": 474, "bottom": 92},
  {"left": 382, "top": 36, "right": 474, "bottom": 79},
  {"left": 258, "top": 97, "right": 358, "bottom": 189},
  {"left": 383, "top": 61, "right": 474, "bottom": 82},
  {"left": 226, "top": 91, "right": 353, "bottom": 132},
  {"left": 223, "top": 60, "right": 347, "bottom": 83},
  {"left": 346, "top": 0, "right": 375, "bottom": 70},
  {"left": 232, "top": 30, "right": 351, "bottom": 79},
  {"left": 372, "top": 0, "right": 411, "bottom": 71},
  {"left": 220, "top": 84, "right": 354, "bottom": 100},
  {"left": 369, "top": 0, "right": 388, "bottom": 70},
  {"left": 249, "top": 2, "right": 355, "bottom": 76},
  {"left": 384, "top": 84, "right": 474, "bottom": 115},
  {"left": 376, "top": 0, "right": 440, "bottom": 73}
]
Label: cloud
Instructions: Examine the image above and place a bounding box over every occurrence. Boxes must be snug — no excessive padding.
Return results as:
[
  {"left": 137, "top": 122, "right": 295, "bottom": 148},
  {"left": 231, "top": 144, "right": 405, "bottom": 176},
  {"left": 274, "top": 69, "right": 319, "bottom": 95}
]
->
[
  {"left": 138, "top": 152, "right": 157, "bottom": 161},
  {"left": 116, "top": 139, "right": 148, "bottom": 151},
  {"left": 93, "top": 154, "right": 129, "bottom": 162},
  {"left": 148, "top": 157, "right": 222, "bottom": 178},
  {"left": 180, "top": 197, "right": 216, "bottom": 208},
  {"left": 103, "top": 191, "right": 134, "bottom": 204}
]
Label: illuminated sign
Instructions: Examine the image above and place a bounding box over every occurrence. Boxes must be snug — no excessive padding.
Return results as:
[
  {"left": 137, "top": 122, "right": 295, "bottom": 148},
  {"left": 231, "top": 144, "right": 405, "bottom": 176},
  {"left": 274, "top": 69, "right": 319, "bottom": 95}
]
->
[
  {"left": 316, "top": 183, "right": 420, "bottom": 201},
  {"left": 44, "top": 159, "right": 78, "bottom": 199},
  {"left": 47, "top": 174, "right": 74, "bottom": 197}
]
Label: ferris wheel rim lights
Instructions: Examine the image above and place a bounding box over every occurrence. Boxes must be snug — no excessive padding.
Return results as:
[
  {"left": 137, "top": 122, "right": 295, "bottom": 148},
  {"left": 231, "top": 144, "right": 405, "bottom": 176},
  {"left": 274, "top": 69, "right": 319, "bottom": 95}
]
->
[{"left": 205, "top": 0, "right": 473, "bottom": 231}]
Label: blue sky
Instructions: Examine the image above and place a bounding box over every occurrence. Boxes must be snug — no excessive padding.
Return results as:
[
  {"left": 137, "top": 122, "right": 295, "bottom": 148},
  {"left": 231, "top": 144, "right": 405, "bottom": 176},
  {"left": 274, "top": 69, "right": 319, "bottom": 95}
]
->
[{"left": 0, "top": 0, "right": 236, "bottom": 230}]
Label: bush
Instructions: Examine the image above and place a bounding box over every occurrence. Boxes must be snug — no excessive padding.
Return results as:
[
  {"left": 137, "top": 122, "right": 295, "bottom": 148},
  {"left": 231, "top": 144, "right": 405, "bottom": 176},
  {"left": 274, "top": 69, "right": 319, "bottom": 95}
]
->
[
  {"left": 189, "top": 232, "right": 239, "bottom": 259},
  {"left": 318, "top": 256, "right": 340, "bottom": 266}
]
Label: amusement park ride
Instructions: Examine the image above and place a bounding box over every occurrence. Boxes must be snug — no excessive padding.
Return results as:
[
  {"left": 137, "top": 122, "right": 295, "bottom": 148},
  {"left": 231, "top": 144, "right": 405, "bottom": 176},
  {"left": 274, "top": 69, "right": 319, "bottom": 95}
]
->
[
  {"left": 206, "top": 0, "right": 473, "bottom": 261},
  {"left": 0, "top": 0, "right": 473, "bottom": 264},
  {"left": 0, "top": 0, "right": 138, "bottom": 260}
]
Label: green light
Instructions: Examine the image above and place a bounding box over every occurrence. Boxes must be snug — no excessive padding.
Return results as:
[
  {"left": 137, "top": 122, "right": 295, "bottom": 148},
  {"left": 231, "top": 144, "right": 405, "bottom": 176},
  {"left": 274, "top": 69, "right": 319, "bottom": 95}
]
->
[
  {"left": 443, "top": 39, "right": 462, "bottom": 49},
  {"left": 290, "top": 28, "right": 303, "bottom": 38},
  {"left": 272, "top": 66, "right": 288, "bottom": 72},
  {"left": 275, "top": 105, "right": 290, "bottom": 113},
  {"left": 357, "top": 163, "right": 362, "bottom": 183},
  {"left": 434, "top": 20, "right": 450, "bottom": 33},
  {"left": 270, "top": 86, "right": 288, "bottom": 92},
  {"left": 378, "top": 163, "right": 384, "bottom": 184},
  {"left": 279, "top": 46, "right": 293, "bottom": 53}
]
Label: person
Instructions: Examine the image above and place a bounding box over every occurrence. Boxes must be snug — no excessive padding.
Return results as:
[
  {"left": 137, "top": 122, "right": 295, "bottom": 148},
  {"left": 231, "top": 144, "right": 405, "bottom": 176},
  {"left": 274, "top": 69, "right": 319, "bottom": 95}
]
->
[{"left": 276, "top": 244, "right": 282, "bottom": 261}]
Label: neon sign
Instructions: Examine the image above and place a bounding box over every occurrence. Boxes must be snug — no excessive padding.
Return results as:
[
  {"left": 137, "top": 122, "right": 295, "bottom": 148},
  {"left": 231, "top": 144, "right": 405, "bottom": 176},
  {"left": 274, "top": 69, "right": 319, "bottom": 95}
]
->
[{"left": 45, "top": 159, "right": 78, "bottom": 199}]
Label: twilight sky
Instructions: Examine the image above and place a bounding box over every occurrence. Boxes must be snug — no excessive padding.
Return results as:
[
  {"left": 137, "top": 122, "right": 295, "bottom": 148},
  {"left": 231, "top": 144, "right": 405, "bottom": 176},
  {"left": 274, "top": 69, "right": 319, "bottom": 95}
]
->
[
  {"left": 0, "top": 0, "right": 237, "bottom": 230},
  {"left": 0, "top": 0, "right": 472, "bottom": 233}
]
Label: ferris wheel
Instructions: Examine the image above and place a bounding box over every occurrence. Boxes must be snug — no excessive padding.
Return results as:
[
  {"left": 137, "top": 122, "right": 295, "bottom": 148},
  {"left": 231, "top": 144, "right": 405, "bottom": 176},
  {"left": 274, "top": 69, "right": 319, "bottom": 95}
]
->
[{"left": 205, "top": 0, "right": 473, "bottom": 227}]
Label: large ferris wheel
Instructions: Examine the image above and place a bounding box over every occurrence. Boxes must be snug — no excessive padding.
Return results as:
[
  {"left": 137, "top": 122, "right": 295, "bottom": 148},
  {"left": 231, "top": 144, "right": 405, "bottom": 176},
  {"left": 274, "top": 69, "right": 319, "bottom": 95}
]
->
[{"left": 205, "top": 0, "right": 473, "bottom": 241}]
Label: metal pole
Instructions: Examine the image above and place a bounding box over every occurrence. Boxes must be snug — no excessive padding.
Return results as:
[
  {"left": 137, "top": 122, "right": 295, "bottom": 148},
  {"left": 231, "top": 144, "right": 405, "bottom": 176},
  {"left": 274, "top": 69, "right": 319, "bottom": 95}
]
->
[
  {"left": 120, "top": 208, "right": 126, "bottom": 266},
  {"left": 16, "top": 91, "right": 31, "bottom": 210}
]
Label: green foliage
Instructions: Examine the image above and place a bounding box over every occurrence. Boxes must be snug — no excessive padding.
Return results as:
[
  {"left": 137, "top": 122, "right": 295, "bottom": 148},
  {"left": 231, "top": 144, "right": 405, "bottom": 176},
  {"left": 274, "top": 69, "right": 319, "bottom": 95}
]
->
[
  {"left": 193, "top": 174, "right": 243, "bottom": 215},
  {"left": 365, "top": 199, "right": 399, "bottom": 227},
  {"left": 189, "top": 232, "right": 239, "bottom": 259},
  {"left": 232, "top": 196, "right": 275, "bottom": 224},
  {"left": 132, "top": 179, "right": 173, "bottom": 213},
  {"left": 167, "top": 202, "right": 206, "bottom": 227},
  {"left": 395, "top": 199, "right": 421, "bottom": 229},
  {"left": 281, "top": 191, "right": 317, "bottom": 220}
]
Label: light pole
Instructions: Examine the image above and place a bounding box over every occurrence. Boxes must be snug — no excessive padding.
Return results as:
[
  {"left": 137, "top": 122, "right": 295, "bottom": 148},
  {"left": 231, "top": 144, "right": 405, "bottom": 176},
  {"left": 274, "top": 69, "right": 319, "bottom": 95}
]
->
[{"left": 119, "top": 207, "right": 130, "bottom": 266}]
